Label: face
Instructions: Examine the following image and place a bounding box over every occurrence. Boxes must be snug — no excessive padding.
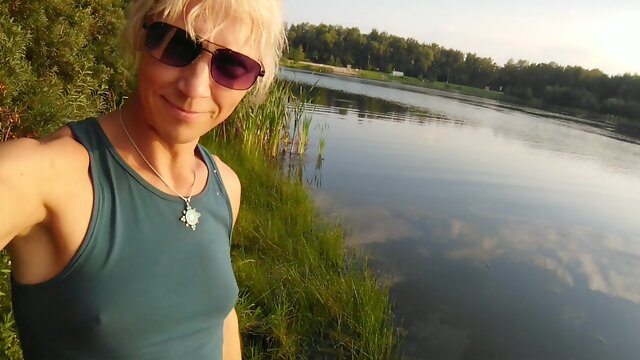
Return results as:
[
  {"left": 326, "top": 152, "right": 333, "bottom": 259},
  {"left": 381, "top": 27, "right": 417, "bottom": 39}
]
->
[{"left": 135, "top": 9, "right": 260, "bottom": 145}]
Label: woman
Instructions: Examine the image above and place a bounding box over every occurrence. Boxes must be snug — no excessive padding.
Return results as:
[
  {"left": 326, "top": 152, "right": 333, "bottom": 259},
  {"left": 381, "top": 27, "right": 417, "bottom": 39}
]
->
[{"left": 0, "top": 0, "right": 285, "bottom": 358}]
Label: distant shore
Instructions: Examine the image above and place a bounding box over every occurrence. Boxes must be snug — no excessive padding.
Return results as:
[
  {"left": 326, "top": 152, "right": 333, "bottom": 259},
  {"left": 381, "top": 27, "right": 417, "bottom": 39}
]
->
[
  {"left": 281, "top": 59, "right": 635, "bottom": 130},
  {"left": 282, "top": 59, "right": 505, "bottom": 99}
]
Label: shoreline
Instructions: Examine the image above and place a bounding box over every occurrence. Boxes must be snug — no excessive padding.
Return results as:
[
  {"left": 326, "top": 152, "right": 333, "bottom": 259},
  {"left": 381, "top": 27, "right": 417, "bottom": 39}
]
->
[{"left": 281, "top": 61, "right": 636, "bottom": 129}]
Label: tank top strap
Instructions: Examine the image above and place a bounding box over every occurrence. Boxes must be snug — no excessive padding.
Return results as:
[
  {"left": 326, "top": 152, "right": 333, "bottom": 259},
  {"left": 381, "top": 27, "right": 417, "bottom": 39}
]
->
[
  {"left": 67, "top": 117, "right": 109, "bottom": 155},
  {"left": 197, "top": 145, "right": 234, "bottom": 242},
  {"left": 66, "top": 117, "right": 115, "bottom": 188},
  {"left": 67, "top": 118, "right": 233, "bottom": 242}
]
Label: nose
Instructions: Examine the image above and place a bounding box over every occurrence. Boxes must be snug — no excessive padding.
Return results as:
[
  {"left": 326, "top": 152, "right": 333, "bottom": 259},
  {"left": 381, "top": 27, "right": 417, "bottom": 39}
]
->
[{"left": 176, "top": 55, "right": 212, "bottom": 98}]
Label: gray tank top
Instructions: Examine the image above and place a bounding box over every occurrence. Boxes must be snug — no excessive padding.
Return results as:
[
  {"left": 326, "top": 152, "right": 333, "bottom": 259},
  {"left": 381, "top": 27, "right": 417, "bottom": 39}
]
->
[{"left": 11, "top": 117, "right": 239, "bottom": 359}]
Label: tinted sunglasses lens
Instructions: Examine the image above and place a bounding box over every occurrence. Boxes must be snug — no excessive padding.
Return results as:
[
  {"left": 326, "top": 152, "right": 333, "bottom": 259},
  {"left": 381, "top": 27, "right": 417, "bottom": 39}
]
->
[
  {"left": 145, "top": 22, "right": 169, "bottom": 50},
  {"left": 145, "top": 22, "right": 262, "bottom": 90},
  {"left": 211, "top": 49, "right": 261, "bottom": 90},
  {"left": 145, "top": 22, "right": 199, "bottom": 67}
]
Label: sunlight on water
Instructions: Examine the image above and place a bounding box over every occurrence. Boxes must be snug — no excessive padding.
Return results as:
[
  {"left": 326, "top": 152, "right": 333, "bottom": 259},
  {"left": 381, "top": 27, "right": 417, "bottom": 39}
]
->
[{"left": 281, "top": 69, "right": 640, "bottom": 360}]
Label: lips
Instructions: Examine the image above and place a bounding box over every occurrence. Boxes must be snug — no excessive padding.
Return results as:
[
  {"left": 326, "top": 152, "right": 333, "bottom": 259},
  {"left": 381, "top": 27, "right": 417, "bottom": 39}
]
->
[{"left": 162, "top": 96, "right": 204, "bottom": 114}]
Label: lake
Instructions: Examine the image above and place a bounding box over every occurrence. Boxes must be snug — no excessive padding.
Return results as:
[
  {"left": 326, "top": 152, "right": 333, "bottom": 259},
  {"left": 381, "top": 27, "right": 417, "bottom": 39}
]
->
[{"left": 279, "top": 69, "right": 640, "bottom": 360}]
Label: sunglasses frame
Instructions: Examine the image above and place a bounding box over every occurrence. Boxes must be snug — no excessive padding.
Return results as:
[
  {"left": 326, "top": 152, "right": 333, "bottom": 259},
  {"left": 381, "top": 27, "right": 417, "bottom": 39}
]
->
[{"left": 142, "top": 21, "right": 265, "bottom": 90}]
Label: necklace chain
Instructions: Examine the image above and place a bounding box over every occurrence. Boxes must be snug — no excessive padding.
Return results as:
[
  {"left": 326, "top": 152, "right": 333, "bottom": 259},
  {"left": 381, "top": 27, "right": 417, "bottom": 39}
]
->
[{"left": 118, "top": 108, "right": 197, "bottom": 203}]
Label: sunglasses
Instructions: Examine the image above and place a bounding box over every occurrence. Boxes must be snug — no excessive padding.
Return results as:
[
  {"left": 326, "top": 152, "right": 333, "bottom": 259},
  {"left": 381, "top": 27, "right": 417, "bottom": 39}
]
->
[{"left": 142, "top": 21, "right": 264, "bottom": 90}]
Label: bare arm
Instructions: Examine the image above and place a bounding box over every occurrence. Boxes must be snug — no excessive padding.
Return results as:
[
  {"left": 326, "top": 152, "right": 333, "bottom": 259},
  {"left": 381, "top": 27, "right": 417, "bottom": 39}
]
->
[
  {"left": 222, "top": 308, "right": 242, "bottom": 359},
  {"left": 213, "top": 155, "right": 241, "bottom": 225},
  {"left": 0, "top": 138, "right": 50, "bottom": 249},
  {"left": 214, "top": 156, "right": 242, "bottom": 358}
]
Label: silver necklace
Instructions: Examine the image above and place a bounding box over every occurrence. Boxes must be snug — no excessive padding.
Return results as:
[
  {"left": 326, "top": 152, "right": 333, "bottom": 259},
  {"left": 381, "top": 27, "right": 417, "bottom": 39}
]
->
[{"left": 119, "top": 109, "right": 201, "bottom": 230}]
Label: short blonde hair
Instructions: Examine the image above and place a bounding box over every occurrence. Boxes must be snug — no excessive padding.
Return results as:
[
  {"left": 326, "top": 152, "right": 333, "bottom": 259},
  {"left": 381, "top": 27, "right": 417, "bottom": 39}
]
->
[{"left": 124, "top": 0, "right": 286, "bottom": 103}]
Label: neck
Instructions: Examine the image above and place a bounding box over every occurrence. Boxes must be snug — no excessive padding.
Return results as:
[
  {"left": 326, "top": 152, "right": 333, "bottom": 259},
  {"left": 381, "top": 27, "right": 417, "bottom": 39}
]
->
[{"left": 118, "top": 96, "right": 199, "bottom": 190}]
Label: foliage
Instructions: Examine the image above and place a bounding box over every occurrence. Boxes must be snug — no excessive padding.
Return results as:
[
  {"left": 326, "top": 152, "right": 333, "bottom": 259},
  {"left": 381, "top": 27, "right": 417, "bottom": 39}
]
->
[
  {"left": 0, "top": 253, "right": 21, "bottom": 360},
  {"left": 0, "top": 0, "right": 133, "bottom": 139},
  {"left": 288, "top": 44, "right": 305, "bottom": 62},
  {"left": 497, "top": 60, "right": 640, "bottom": 119},
  {"left": 286, "top": 22, "right": 640, "bottom": 121}
]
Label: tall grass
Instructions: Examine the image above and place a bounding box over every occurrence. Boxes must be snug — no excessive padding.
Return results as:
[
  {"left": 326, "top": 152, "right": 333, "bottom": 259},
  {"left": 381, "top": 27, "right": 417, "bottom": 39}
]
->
[
  {"left": 204, "top": 82, "right": 399, "bottom": 358},
  {"left": 211, "top": 79, "right": 314, "bottom": 157},
  {"left": 202, "top": 137, "right": 399, "bottom": 359}
]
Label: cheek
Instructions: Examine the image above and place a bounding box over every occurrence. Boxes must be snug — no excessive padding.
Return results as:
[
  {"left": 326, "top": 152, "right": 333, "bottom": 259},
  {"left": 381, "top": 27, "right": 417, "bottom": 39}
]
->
[
  {"left": 137, "top": 55, "right": 176, "bottom": 92},
  {"left": 213, "top": 90, "right": 248, "bottom": 118}
]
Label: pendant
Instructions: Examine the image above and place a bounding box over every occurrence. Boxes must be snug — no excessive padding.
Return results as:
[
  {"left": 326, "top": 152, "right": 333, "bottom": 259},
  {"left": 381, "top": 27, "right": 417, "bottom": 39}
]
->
[{"left": 180, "top": 202, "right": 201, "bottom": 230}]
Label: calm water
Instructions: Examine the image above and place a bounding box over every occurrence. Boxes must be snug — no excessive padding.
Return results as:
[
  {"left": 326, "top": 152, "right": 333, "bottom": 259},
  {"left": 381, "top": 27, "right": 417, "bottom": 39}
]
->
[{"left": 279, "top": 69, "right": 640, "bottom": 360}]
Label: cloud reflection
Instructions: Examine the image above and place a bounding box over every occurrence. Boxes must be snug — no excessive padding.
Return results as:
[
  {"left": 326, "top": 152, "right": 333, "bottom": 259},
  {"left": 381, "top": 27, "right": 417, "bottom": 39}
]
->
[
  {"left": 531, "top": 255, "right": 575, "bottom": 287},
  {"left": 315, "top": 190, "right": 640, "bottom": 305},
  {"left": 313, "top": 191, "right": 425, "bottom": 246}
]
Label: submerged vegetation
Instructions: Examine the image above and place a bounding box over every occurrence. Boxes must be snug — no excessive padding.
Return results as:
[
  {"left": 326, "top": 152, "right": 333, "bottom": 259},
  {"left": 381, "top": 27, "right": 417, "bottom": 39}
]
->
[{"left": 0, "top": 1, "right": 399, "bottom": 359}]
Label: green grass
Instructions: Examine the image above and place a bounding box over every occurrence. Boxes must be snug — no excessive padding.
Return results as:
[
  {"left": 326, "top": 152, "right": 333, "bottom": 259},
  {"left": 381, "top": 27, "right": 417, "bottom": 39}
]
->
[
  {"left": 211, "top": 79, "right": 314, "bottom": 158},
  {"left": 280, "top": 60, "right": 335, "bottom": 75},
  {"left": 0, "top": 253, "right": 21, "bottom": 359},
  {"left": 357, "top": 70, "right": 390, "bottom": 81},
  {"left": 203, "top": 139, "right": 399, "bottom": 359},
  {"left": 281, "top": 59, "right": 505, "bottom": 101},
  {"left": 356, "top": 71, "right": 505, "bottom": 101}
]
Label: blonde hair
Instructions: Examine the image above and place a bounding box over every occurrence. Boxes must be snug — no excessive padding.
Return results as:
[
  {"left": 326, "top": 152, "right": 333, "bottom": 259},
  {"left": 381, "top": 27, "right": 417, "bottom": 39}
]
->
[{"left": 124, "top": 0, "right": 286, "bottom": 103}]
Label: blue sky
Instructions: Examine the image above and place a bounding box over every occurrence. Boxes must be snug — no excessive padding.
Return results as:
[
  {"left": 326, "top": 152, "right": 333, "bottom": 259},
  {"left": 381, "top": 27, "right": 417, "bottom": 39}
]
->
[{"left": 283, "top": 0, "right": 640, "bottom": 76}]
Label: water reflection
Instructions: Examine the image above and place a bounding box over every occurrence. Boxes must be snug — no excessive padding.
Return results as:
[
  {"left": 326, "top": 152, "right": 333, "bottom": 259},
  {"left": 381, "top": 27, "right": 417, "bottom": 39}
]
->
[
  {"left": 281, "top": 70, "right": 640, "bottom": 360},
  {"left": 315, "top": 196, "right": 640, "bottom": 359},
  {"left": 291, "top": 83, "right": 457, "bottom": 126}
]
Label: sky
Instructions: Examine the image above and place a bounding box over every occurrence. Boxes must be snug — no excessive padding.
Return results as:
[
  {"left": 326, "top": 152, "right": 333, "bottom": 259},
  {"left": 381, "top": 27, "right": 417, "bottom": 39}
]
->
[{"left": 283, "top": 0, "right": 640, "bottom": 76}]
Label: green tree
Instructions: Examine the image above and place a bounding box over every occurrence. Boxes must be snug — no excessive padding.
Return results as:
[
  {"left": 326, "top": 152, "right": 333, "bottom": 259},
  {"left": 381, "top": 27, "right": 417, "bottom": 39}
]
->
[
  {"left": 285, "top": 22, "right": 640, "bottom": 121},
  {"left": 289, "top": 44, "right": 305, "bottom": 62}
]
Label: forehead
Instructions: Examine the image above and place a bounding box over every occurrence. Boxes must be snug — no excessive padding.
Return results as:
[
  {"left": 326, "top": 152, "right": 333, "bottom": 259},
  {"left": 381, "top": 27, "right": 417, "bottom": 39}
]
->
[{"left": 162, "top": 4, "right": 259, "bottom": 59}]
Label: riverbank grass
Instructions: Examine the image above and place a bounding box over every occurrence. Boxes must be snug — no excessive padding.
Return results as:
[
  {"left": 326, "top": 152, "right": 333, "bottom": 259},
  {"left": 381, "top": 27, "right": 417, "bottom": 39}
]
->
[
  {"left": 203, "top": 137, "right": 398, "bottom": 358},
  {"left": 281, "top": 59, "right": 504, "bottom": 101}
]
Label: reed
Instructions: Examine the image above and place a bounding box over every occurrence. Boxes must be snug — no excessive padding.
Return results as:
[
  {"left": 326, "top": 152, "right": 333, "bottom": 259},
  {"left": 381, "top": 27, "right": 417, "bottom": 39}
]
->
[
  {"left": 211, "top": 79, "right": 314, "bottom": 158},
  {"left": 201, "top": 138, "right": 400, "bottom": 359},
  {"left": 205, "top": 83, "right": 399, "bottom": 357}
]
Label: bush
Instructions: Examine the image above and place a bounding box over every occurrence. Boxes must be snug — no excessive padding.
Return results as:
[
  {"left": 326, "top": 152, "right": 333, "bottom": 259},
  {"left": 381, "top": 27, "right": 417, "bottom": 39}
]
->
[{"left": 0, "top": 0, "right": 133, "bottom": 139}]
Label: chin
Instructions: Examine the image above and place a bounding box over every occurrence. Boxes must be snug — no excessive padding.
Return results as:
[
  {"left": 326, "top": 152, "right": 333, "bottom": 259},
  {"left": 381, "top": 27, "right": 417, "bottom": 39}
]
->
[
  {"left": 147, "top": 108, "right": 213, "bottom": 143},
  {"left": 150, "top": 121, "right": 203, "bottom": 146}
]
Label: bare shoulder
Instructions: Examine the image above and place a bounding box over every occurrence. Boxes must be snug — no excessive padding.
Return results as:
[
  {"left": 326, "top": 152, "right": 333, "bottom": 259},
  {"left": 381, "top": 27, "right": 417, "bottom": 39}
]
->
[
  {"left": 211, "top": 155, "right": 241, "bottom": 223},
  {"left": 0, "top": 125, "right": 89, "bottom": 247},
  {"left": 0, "top": 126, "right": 87, "bottom": 178},
  {"left": 0, "top": 126, "right": 90, "bottom": 206},
  {"left": 212, "top": 156, "right": 240, "bottom": 189},
  {"left": 41, "top": 125, "right": 91, "bottom": 192},
  {"left": 32, "top": 126, "right": 89, "bottom": 179}
]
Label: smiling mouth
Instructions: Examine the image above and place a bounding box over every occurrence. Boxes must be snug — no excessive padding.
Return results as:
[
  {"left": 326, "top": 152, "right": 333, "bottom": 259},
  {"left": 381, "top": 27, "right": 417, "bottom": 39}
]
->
[{"left": 163, "top": 97, "right": 206, "bottom": 114}]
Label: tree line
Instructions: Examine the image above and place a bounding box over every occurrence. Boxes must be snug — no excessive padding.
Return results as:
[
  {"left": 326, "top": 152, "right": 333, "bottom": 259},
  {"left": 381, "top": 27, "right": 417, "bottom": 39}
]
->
[{"left": 286, "top": 23, "right": 640, "bottom": 121}]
